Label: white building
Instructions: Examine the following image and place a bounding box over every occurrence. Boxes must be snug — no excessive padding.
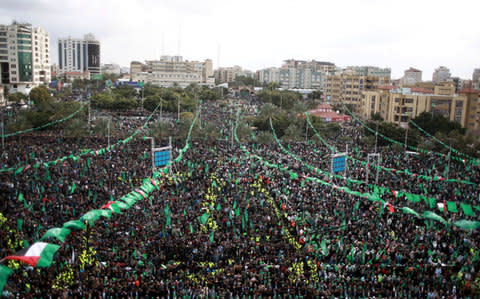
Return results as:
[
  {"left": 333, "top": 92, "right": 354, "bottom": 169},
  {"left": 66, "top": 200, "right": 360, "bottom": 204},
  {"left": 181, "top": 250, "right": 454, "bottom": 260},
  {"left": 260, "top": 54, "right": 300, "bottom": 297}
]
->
[
  {"left": 257, "top": 60, "right": 334, "bottom": 89},
  {"left": 400, "top": 67, "right": 422, "bottom": 85},
  {"left": 0, "top": 22, "right": 51, "bottom": 94},
  {"left": 102, "top": 63, "right": 121, "bottom": 75},
  {"left": 432, "top": 66, "right": 451, "bottom": 83},
  {"left": 130, "top": 56, "right": 214, "bottom": 88},
  {"left": 58, "top": 33, "right": 100, "bottom": 77},
  {"left": 345, "top": 66, "right": 391, "bottom": 78}
]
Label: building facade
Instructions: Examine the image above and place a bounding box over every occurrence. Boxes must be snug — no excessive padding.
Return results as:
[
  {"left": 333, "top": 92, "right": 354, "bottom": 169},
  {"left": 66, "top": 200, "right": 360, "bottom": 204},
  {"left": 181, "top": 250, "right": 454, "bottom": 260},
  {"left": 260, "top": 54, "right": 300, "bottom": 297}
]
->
[
  {"left": 256, "top": 60, "right": 335, "bottom": 90},
  {"left": 400, "top": 67, "right": 422, "bottom": 86},
  {"left": 325, "top": 69, "right": 390, "bottom": 110},
  {"left": 0, "top": 22, "right": 51, "bottom": 93},
  {"left": 58, "top": 33, "right": 100, "bottom": 77},
  {"left": 361, "top": 82, "right": 478, "bottom": 130},
  {"left": 345, "top": 66, "right": 391, "bottom": 78},
  {"left": 432, "top": 66, "right": 451, "bottom": 83},
  {"left": 101, "top": 63, "right": 121, "bottom": 75},
  {"left": 130, "top": 56, "right": 214, "bottom": 88}
]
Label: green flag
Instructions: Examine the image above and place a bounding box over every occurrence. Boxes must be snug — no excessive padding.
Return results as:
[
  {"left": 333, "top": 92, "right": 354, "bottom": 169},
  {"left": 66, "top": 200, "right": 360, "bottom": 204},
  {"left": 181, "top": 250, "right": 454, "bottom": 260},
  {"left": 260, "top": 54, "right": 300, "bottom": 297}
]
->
[
  {"left": 453, "top": 220, "right": 480, "bottom": 230},
  {"left": 17, "top": 219, "right": 23, "bottom": 231},
  {"left": 18, "top": 193, "right": 24, "bottom": 202},
  {"left": 0, "top": 265, "right": 13, "bottom": 294},
  {"left": 70, "top": 182, "right": 77, "bottom": 194},
  {"left": 209, "top": 231, "right": 214, "bottom": 243},
  {"left": 189, "top": 223, "right": 194, "bottom": 234},
  {"left": 41, "top": 227, "right": 71, "bottom": 243},
  {"left": 199, "top": 212, "right": 209, "bottom": 225},
  {"left": 446, "top": 201, "right": 458, "bottom": 213},
  {"left": 460, "top": 204, "right": 475, "bottom": 217}
]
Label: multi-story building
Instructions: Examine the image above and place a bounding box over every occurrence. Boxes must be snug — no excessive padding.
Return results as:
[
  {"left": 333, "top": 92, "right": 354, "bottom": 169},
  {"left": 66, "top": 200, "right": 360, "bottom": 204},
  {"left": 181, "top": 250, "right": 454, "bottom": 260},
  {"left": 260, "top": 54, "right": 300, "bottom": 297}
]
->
[
  {"left": 324, "top": 69, "right": 390, "bottom": 109},
  {"left": 214, "top": 66, "right": 242, "bottom": 83},
  {"left": 0, "top": 22, "right": 51, "bottom": 94},
  {"left": 432, "top": 66, "right": 451, "bottom": 83},
  {"left": 345, "top": 66, "right": 391, "bottom": 78},
  {"left": 400, "top": 67, "right": 422, "bottom": 86},
  {"left": 58, "top": 33, "right": 100, "bottom": 78},
  {"left": 130, "top": 56, "right": 214, "bottom": 88},
  {"left": 361, "top": 82, "right": 478, "bottom": 130},
  {"left": 101, "top": 63, "right": 121, "bottom": 75},
  {"left": 459, "top": 89, "right": 480, "bottom": 132},
  {"left": 256, "top": 59, "right": 335, "bottom": 90},
  {"left": 472, "top": 69, "right": 480, "bottom": 82}
]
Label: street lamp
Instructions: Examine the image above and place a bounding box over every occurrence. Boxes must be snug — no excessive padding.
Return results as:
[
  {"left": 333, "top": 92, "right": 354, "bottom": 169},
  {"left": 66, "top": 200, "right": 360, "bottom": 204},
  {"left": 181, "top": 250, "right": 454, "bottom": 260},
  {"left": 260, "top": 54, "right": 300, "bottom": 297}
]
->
[{"left": 404, "top": 113, "right": 410, "bottom": 151}]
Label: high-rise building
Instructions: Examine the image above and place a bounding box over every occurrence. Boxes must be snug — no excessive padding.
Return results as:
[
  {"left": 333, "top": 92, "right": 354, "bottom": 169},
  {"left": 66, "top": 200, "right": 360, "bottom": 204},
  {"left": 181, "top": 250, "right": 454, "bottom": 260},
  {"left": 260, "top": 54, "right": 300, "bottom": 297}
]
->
[
  {"left": 400, "top": 67, "right": 422, "bottom": 86},
  {"left": 432, "top": 66, "right": 451, "bottom": 83},
  {"left": 0, "top": 22, "right": 51, "bottom": 93},
  {"left": 473, "top": 68, "right": 480, "bottom": 82},
  {"left": 345, "top": 66, "right": 391, "bottom": 78},
  {"left": 256, "top": 59, "right": 335, "bottom": 89},
  {"left": 361, "top": 82, "right": 478, "bottom": 130},
  {"left": 58, "top": 33, "right": 100, "bottom": 78},
  {"left": 130, "top": 56, "right": 214, "bottom": 88},
  {"left": 214, "top": 66, "right": 254, "bottom": 83},
  {"left": 324, "top": 69, "right": 390, "bottom": 109}
]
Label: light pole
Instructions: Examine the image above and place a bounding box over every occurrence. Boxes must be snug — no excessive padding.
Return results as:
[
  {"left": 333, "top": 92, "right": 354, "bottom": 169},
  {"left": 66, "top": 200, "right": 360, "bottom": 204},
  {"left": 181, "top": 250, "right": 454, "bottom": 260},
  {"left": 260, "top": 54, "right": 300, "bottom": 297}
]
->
[
  {"left": 404, "top": 113, "right": 410, "bottom": 151},
  {"left": 159, "top": 97, "right": 163, "bottom": 121},
  {"left": 446, "top": 138, "right": 455, "bottom": 180},
  {"left": 107, "top": 117, "right": 111, "bottom": 148},
  {"left": 177, "top": 95, "right": 180, "bottom": 122}
]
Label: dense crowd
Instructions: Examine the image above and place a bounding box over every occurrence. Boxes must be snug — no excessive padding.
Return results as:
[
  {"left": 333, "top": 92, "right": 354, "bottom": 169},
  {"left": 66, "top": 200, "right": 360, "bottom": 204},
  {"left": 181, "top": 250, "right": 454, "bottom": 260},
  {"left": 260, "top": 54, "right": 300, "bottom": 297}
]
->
[{"left": 0, "top": 101, "right": 479, "bottom": 298}]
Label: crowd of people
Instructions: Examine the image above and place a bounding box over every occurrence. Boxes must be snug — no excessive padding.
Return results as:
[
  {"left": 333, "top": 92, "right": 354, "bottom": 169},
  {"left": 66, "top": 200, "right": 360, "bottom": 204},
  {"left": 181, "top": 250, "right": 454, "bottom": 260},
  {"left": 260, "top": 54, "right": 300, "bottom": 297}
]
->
[{"left": 0, "top": 101, "right": 479, "bottom": 298}]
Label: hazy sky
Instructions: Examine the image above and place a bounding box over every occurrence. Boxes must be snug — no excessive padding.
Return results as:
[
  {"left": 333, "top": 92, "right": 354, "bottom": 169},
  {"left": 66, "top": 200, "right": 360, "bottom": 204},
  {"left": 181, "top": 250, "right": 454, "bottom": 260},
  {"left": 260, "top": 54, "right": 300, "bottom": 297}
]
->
[{"left": 1, "top": 0, "right": 479, "bottom": 79}]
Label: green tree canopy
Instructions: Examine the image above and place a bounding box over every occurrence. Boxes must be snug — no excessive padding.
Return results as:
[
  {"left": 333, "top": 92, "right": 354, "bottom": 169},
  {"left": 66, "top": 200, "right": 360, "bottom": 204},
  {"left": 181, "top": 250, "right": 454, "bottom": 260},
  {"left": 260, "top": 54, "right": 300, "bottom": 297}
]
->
[{"left": 30, "top": 86, "right": 52, "bottom": 105}]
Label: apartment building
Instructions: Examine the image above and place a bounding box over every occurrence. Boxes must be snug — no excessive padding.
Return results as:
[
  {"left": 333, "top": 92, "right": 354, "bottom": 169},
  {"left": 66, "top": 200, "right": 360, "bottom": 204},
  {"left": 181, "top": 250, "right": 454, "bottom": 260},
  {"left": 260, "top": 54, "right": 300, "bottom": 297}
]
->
[
  {"left": 130, "top": 56, "right": 214, "bottom": 88},
  {"left": 214, "top": 66, "right": 254, "bottom": 83},
  {"left": 58, "top": 34, "right": 100, "bottom": 78},
  {"left": 0, "top": 22, "right": 51, "bottom": 93},
  {"left": 432, "top": 66, "right": 451, "bottom": 84},
  {"left": 361, "top": 82, "right": 478, "bottom": 130},
  {"left": 345, "top": 66, "right": 391, "bottom": 78},
  {"left": 400, "top": 67, "right": 422, "bottom": 86},
  {"left": 325, "top": 69, "right": 390, "bottom": 110},
  {"left": 256, "top": 59, "right": 335, "bottom": 89}
]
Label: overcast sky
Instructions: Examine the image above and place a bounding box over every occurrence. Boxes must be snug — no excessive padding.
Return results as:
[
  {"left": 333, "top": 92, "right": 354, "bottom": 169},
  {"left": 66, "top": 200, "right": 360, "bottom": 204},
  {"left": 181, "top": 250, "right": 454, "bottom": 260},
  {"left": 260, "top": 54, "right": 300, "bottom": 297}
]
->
[{"left": 1, "top": 0, "right": 479, "bottom": 79}]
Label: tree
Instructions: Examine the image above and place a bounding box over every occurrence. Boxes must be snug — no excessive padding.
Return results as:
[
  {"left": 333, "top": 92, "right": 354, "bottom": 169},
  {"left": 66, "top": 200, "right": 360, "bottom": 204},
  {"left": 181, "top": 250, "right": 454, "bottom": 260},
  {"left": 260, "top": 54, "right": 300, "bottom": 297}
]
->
[
  {"left": 309, "top": 90, "right": 323, "bottom": 100},
  {"left": 112, "top": 84, "right": 137, "bottom": 99},
  {"left": 282, "top": 124, "right": 302, "bottom": 142},
  {"left": 199, "top": 121, "right": 221, "bottom": 143},
  {"left": 412, "top": 112, "right": 465, "bottom": 136},
  {"left": 236, "top": 121, "right": 253, "bottom": 142},
  {"left": 149, "top": 120, "right": 172, "bottom": 142},
  {"left": 256, "top": 131, "right": 274, "bottom": 144},
  {"left": 93, "top": 118, "right": 115, "bottom": 136},
  {"left": 65, "top": 118, "right": 87, "bottom": 137},
  {"left": 8, "top": 92, "right": 27, "bottom": 104},
  {"left": 30, "top": 86, "right": 52, "bottom": 105}
]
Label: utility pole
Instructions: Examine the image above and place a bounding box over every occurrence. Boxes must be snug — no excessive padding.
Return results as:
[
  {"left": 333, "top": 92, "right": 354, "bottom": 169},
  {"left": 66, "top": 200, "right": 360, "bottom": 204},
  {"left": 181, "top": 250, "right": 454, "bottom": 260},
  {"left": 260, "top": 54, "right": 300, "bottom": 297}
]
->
[
  {"left": 177, "top": 95, "right": 180, "bottom": 122},
  {"left": 404, "top": 118, "right": 409, "bottom": 151},
  {"left": 446, "top": 139, "right": 453, "bottom": 180},
  {"left": 374, "top": 121, "right": 379, "bottom": 154},
  {"left": 88, "top": 101, "right": 91, "bottom": 132},
  {"left": 107, "top": 118, "right": 111, "bottom": 148},
  {"left": 1, "top": 113, "right": 4, "bottom": 150},
  {"left": 160, "top": 98, "right": 163, "bottom": 121}
]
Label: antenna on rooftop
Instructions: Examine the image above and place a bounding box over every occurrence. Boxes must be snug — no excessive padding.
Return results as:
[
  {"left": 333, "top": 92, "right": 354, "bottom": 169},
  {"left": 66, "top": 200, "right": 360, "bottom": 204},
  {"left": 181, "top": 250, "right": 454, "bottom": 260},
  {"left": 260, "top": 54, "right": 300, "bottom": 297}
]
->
[
  {"left": 161, "top": 32, "right": 165, "bottom": 57},
  {"left": 177, "top": 25, "right": 182, "bottom": 56},
  {"left": 217, "top": 43, "right": 220, "bottom": 69}
]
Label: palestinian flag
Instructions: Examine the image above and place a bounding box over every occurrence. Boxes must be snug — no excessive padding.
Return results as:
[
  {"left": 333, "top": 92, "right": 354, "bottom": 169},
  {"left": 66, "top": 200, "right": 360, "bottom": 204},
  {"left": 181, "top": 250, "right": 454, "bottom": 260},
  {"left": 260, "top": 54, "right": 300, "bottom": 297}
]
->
[
  {"left": 101, "top": 201, "right": 121, "bottom": 213},
  {"left": 3, "top": 242, "right": 59, "bottom": 267}
]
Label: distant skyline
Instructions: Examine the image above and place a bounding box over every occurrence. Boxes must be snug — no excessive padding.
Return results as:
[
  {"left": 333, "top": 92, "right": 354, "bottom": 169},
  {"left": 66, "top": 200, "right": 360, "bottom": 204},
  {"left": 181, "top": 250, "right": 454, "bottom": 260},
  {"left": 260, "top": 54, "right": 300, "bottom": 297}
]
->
[{"left": 1, "top": 0, "right": 479, "bottom": 79}]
